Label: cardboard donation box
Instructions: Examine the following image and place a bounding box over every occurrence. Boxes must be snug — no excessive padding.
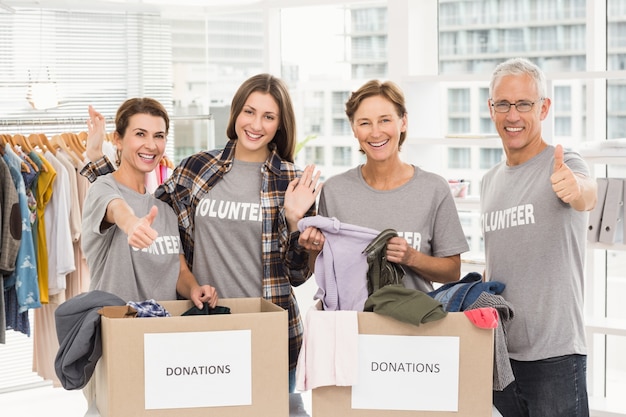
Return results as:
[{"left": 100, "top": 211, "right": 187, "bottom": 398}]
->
[
  {"left": 95, "top": 298, "right": 288, "bottom": 417},
  {"left": 312, "top": 311, "right": 494, "bottom": 417}
]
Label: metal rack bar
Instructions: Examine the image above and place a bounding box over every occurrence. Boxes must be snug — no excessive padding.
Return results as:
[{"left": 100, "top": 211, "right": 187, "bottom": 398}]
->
[{"left": 0, "top": 114, "right": 211, "bottom": 127}]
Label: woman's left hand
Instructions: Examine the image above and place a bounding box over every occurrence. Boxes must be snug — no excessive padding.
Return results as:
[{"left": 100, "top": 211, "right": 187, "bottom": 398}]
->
[{"left": 284, "top": 164, "right": 323, "bottom": 231}]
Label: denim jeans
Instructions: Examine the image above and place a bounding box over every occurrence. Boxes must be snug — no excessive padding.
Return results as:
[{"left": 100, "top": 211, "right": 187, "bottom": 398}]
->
[
  {"left": 289, "top": 368, "right": 296, "bottom": 393},
  {"left": 493, "top": 354, "right": 589, "bottom": 417}
]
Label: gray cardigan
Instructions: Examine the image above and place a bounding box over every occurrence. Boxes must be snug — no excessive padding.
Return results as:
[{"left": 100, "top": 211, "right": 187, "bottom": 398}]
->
[{"left": 54, "top": 290, "right": 126, "bottom": 390}]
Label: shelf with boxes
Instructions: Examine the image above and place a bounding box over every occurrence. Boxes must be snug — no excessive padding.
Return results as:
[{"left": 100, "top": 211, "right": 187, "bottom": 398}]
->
[{"left": 582, "top": 145, "right": 626, "bottom": 248}]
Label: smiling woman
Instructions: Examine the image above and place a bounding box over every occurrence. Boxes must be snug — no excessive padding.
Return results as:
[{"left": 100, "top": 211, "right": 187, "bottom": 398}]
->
[{"left": 302, "top": 79, "right": 469, "bottom": 295}]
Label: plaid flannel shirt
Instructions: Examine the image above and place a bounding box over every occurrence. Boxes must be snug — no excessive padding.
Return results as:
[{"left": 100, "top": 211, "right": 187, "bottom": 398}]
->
[{"left": 80, "top": 139, "right": 314, "bottom": 371}]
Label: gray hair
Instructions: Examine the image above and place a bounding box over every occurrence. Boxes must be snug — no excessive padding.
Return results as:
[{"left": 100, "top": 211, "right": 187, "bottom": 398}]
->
[{"left": 489, "top": 57, "right": 547, "bottom": 99}]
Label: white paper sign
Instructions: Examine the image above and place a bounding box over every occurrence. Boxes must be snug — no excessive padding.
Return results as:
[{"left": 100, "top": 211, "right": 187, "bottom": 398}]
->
[
  {"left": 144, "top": 330, "right": 251, "bottom": 409},
  {"left": 352, "top": 334, "right": 460, "bottom": 411}
]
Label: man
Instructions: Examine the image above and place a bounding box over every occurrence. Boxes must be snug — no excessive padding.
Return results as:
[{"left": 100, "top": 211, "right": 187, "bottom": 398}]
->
[{"left": 481, "top": 57, "right": 597, "bottom": 417}]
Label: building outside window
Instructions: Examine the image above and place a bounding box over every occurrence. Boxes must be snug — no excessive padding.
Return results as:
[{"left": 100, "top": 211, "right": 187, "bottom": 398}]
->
[{"left": 332, "top": 146, "right": 352, "bottom": 167}]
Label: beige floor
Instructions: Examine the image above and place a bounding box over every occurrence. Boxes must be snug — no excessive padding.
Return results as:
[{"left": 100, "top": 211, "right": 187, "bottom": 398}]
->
[
  {"left": 0, "top": 383, "right": 89, "bottom": 416},
  {"left": 0, "top": 384, "right": 509, "bottom": 417}
]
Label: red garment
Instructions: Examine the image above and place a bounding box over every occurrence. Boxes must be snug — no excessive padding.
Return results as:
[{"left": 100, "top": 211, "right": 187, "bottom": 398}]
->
[{"left": 464, "top": 307, "right": 499, "bottom": 329}]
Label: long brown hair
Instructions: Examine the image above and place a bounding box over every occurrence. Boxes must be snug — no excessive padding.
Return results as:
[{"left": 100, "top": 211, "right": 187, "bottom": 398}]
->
[{"left": 226, "top": 74, "right": 297, "bottom": 162}]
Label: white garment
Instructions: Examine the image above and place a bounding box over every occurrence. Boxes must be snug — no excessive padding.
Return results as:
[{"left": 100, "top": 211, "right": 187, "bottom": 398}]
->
[
  {"left": 56, "top": 151, "right": 82, "bottom": 242},
  {"left": 102, "top": 141, "right": 118, "bottom": 168},
  {"left": 295, "top": 304, "right": 359, "bottom": 391},
  {"left": 43, "top": 151, "right": 76, "bottom": 295}
]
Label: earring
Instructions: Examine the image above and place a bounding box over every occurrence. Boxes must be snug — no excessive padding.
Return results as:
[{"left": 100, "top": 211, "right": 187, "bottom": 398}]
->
[{"left": 115, "top": 149, "right": 121, "bottom": 167}]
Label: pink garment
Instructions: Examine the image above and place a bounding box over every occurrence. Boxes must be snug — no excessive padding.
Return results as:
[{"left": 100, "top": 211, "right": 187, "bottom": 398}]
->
[
  {"left": 464, "top": 307, "right": 499, "bottom": 329},
  {"left": 160, "top": 163, "right": 169, "bottom": 183},
  {"left": 145, "top": 170, "right": 159, "bottom": 194},
  {"left": 295, "top": 304, "right": 359, "bottom": 391}
]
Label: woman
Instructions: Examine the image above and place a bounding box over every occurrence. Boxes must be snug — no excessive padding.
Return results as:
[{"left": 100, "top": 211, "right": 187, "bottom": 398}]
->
[
  {"left": 82, "top": 74, "right": 321, "bottom": 392},
  {"left": 299, "top": 79, "right": 468, "bottom": 292},
  {"left": 80, "top": 98, "right": 219, "bottom": 416},
  {"left": 82, "top": 98, "right": 218, "bottom": 307}
]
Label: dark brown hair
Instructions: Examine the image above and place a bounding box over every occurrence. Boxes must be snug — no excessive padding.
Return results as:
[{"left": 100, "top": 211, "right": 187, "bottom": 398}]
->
[{"left": 115, "top": 97, "right": 170, "bottom": 138}]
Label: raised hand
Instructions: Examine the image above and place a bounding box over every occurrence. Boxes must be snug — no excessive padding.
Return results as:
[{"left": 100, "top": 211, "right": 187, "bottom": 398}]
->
[
  {"left": 550, "top": 144, "right": 582, "bottom": 204},
  {"left": 86, "top": 105, "right": 107, "bottom": 162},
  {"left": 126, "top": 205, "right": 159, "bottom": 249},
  {"left": 284, "top": 164, "right": 323, "bottom": 232}
]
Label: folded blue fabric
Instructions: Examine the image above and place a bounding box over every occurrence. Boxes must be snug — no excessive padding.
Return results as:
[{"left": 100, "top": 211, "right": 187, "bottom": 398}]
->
[
  {"left": 127, "top": 299, "right": 171, "bottom": 317},
  {"left": 427, "top": 272, "right": 505, "bottom": 312}
]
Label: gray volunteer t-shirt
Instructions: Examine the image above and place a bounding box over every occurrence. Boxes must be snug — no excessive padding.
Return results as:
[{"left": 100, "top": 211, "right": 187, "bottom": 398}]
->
[
  {"left": 481, "top": 145, "right": 588, "bottom": 361},
  {"left": 193, "top": 159, "right": 263, "bottom": 297},
  {"left": 81, "top": 174, "right": 181, "bottom": 302},
  {"left": 319, "top": 165, "right": 469, "bottom": 292}
]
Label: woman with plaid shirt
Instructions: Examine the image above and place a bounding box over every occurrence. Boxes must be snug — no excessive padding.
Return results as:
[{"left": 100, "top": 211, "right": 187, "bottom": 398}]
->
[{"left": 81, "top": 74, "right": 322, "bottom": 393}]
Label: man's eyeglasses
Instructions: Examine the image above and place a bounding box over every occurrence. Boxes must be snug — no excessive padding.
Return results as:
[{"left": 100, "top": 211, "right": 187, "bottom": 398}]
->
[{"left": 490, "top": 98, "right": 544, "bottom": 113}]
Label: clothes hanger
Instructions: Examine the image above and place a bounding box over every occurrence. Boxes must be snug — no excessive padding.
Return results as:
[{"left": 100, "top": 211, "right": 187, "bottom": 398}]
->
[
  {"left": 7, "top": 133, "right": 18, "bottom": 147},
  {"left": 12, "top": 133, "right": 33, "bottom": 153},
  {"left": 77, "top": 131, "right": 88, "bottom": 152},
  {"left": 62, "top": 132, "right": 86, "bottom": 162},
  {"left": 38, "top": 133, "right": 57, "bottom": 155},
  {"left": 160, "top": 155, "right": 174, "bottom": 169},
  {"left": 25, "top": 133, "right": 49, "bottom": 172},
  {"left": 11, "top": 133, "right": 38, "bottom": 173},
  {"left": 28, "top": 133, "right": 45, "bottom": 150},
  {"left": 68, "top": 132, "right": 86, "bottom": 155},
  {"left": 21, "top": 161, "right": 31, "bottom": 173},
  {"left": 0, "top": 133, "right": 30, "bottom": 174},
  {"left": 52, "top": 134, "right": 83, "bottom": 165}
]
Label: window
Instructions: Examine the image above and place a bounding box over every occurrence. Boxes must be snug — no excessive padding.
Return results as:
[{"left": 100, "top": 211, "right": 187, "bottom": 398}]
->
[
  {"left": 448, "top": 147, "right": 470, "bottom": 169},
  {"left": 333, "top": 119, "right": 352, "bottom": 136},
  {"left": 447, "top": 118, "right": 470, "bottom": 134},
  {"left": 332, "top": 146, "right": 352, "bottom": 166},
  {"left": 332, "top": 91, "right": 350, "bottom": 115},
  {"left": 304, "top": 146, "right": 325, "bottom": 165},
  {"left": 448, "top": 88, "right": 470, "bottom": 113},
  {"left": 554, "top": 86, "right": 572, "bottom": 112},
  {"left": 0, "top": 8, "right": 174, "bottom": 154},
  {"left": 480, "top": 148, "right": 503, "bottom": 169}
]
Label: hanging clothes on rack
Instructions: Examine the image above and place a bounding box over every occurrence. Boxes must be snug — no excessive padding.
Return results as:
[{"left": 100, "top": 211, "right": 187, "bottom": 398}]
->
[
  {"left": 33, "top": 147, "right": 78, "bottom": 387},
  {"left": 0, "top": 155, "right": 21, "bottom": 344},
  {"left": 44, "top": 150, "right": 76, "bottom": 295},
  {"left": 2, "top": 143, "right": 41, "bottom": 336}
]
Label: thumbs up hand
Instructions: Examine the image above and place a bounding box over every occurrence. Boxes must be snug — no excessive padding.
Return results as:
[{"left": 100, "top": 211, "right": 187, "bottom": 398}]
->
[
  {"left": 127, "top": 205, "right": 160, "bottom": 249},
  {"left": 550, "top": 144, "right": 582, "bottom": 204}
]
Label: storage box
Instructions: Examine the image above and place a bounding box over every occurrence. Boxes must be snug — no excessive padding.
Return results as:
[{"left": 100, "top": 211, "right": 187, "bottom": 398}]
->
[
  {"left": 312, "top": 311, "right": 494, "bottom": 417},
  {"left": 95, "top": 298, "right": 288, "bottom": 417}
]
